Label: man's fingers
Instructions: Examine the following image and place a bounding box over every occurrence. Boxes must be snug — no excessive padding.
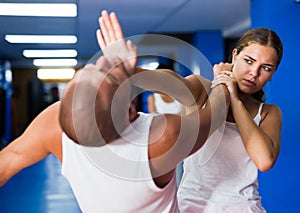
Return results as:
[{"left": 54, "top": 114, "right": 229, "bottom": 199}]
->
[
  {"left": 96, "top": 28, "right": 106, "bottom": 49},
  {"left": 99, "top": 14, "right": 111, "bottom": 44},
  {"left": 101, "top": 10, "right": 117, "bottom": 43},
  {"left": 110, "top": 12, "right": 124, "bottom": 40},
  {"left": 98, "top": 11, "right": 127, "bottom": 54}
]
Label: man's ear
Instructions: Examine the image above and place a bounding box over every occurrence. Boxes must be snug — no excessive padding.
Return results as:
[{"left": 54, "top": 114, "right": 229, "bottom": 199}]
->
[{"left": 128, "top": 104, "right": 137, "bottom": 122}]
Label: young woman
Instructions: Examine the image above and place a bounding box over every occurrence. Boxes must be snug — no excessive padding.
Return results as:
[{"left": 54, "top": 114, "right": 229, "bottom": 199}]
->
[{"left": 177, "top": 28, "right": 283, "bottom": 212}]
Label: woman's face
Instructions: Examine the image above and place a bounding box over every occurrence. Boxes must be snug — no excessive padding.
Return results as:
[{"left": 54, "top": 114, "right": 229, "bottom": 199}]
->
[{"left": 231, "top": 43, "right": 278, "bottom": 95}]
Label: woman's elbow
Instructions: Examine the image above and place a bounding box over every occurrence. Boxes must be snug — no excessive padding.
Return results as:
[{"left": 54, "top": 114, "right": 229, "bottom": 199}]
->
[
  {"left": 257, "top": 162, "right": 273, "bottom": 172},
  {"left": 256, "top": 155, "right": 278, "bottom": 172}
]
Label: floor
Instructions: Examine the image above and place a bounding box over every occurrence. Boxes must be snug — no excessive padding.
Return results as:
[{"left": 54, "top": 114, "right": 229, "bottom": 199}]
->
[{"left": 0, "top": 154, "right": 82, "bottom": 213}]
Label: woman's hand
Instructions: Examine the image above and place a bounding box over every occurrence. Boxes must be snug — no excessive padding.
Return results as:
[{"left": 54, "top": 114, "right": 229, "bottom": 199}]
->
[
  {"left": 211, "top": 71, "right": 239, "bottom": 103},
  {"left": 213, "top": 62, "right": 233, "bottom": 78}
]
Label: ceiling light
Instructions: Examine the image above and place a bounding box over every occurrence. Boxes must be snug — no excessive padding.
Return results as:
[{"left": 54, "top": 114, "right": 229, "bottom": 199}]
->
[
  {"left": 0, "top": 3, "right": 77, "bottom": 17},
  {"left": 23, "top": 50, "right": 78, "bottom": 58},
  {"left": 33, "top": 59, "right": 77, "bottom": 67},
  {"left": 5, "top": 35, "right": 77, "bottom": 44},
  {"left": 37, "top": 68, "right": 75, "bottom": 80}
]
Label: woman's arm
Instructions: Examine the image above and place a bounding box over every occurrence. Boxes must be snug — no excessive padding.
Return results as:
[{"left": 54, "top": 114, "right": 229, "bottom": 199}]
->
[
  {"left": 231, "top": 98, "right": 281, "bottom": 172},
  {"left": 212, "top": 72, "right": 281, "bottom": 172},
  {"left": 0, "top": 102, "right": 63, "bottom": 186}
]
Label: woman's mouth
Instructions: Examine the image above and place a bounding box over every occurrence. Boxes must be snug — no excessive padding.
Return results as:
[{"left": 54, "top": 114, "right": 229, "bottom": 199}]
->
[{"left": 243, "top": 79, "right": 256, "bottom": 86}]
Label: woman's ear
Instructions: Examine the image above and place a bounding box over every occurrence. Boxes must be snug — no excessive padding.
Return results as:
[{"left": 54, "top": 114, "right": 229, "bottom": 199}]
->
[{"left": 231, "top": 48, "right": 238, "bottom": 63}]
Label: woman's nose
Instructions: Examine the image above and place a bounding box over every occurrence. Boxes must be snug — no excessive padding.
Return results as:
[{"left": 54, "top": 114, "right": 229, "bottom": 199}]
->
[{"left": 249, "top": 66, "right": 260, "bottom": 77}]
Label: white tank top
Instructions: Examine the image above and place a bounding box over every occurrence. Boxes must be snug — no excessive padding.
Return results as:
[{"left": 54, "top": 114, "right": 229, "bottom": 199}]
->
[
  {"left": 62, "top": 112, "right": 178, "bottom": 213},
  {"left": 153, "top": 93, "right": 182, "bottom": 114},
  {"left": 177, "top": 103, "right": 266, "bottom": 213}
]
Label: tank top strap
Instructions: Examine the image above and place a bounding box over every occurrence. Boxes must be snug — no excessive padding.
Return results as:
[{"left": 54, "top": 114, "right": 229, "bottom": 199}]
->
[
  {"left": 257, "top": 102, "right": 264, "bottom": 115},
  {"left": 253, "top": 102, "right": 264, "bottom": 126}
]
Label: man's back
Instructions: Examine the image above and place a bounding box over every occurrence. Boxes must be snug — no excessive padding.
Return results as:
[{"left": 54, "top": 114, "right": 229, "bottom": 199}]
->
[{"left": 61, "top": 112, "right": 179, "bottom": 213}]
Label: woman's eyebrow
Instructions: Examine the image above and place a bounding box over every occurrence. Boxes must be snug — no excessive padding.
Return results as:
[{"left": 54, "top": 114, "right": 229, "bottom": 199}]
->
[
  {"left": 245, "top": 54, "right": 256, "bottom": 61},
  {"left": 245, "top": 54, "right": 275, "bottom": 67}
]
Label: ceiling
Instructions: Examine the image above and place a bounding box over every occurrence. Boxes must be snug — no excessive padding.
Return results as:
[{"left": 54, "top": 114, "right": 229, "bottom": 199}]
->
[{"left": 0, "top": 0, "right": 250, "bottom": 69}]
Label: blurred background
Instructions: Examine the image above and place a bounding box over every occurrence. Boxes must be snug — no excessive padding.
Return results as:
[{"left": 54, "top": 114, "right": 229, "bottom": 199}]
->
[{"left": 0, "top": 0, "right": 299, "bottom": 212}]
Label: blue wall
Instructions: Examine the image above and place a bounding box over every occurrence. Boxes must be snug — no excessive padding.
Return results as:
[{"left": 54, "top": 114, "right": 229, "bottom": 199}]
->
[
  {"left": 192, "top": 31, "right": 224, "bottom": 80},
  {"left": 251, "top": 0, "right": 300, "bottom": 212},
  {"left": 192, "top": 31, "right": 224, "bottom": 68}
]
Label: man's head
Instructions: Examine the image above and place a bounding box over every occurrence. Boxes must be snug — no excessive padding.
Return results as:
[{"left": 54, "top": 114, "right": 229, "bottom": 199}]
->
[{"left": 59, "top": 57, "right": 132, "bottom": 147}]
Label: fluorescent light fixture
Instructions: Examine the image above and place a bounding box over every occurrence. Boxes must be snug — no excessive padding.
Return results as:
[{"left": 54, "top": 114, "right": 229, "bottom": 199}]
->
[
  {"left": 33, "top": 59, "right": 77, "bottom": 67},
  {"left": 37, "top": 68, "right": 75, "bottom": 80},
  {"left": 5, "top": 69, "right": 12, "bottom": 83},
  {"left": 140, "top": 62, "right": 159, "bottom": 70},
  {"left": 5, "top": 35, "right": 77, "bottom": 44},
  {"left": 0, "top": 3, "right": 77, "bottom": 17},
  {"left": 23, "top": 49, "right": 78, "bottom": 58}
]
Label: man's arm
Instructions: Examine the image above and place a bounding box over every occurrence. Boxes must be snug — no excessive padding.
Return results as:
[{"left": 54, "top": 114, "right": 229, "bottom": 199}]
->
[
  {"left": 148, "top": 84, "right": 229, "bottom": 186},
  {"left": 133, "top": 69, "right": 211, "bottom": 106},
  {"left": 97, "top": 9, "right": 228, "bottom": 158},
  {"left": 97, "top": 10, "right": 211, "bottom": 106},
  {"left": 0, "top": 102, "right": 63, "bottom": 186}
]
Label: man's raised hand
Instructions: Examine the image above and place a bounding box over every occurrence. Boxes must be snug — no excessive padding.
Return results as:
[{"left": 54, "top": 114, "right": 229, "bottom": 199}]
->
[{"left": 97, "top": 10, "right": 137, "bottom": 76}]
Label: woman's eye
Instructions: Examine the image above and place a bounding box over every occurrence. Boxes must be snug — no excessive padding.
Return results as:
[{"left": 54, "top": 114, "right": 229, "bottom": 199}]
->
[
  {"left": 244, "top": 59, "right": 252, "bottom": 64},
  {"left": 262, "top": 65, "right": 272, "bottom": 72}
]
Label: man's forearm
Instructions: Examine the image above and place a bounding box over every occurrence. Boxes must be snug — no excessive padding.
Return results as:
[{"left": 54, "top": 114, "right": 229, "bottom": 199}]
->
[
  {"left": 206, "top": 84, "right": 230, "bottom": 134},
  {"left": 132, "top": 68, "right": 209, "bottom": 106}
]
